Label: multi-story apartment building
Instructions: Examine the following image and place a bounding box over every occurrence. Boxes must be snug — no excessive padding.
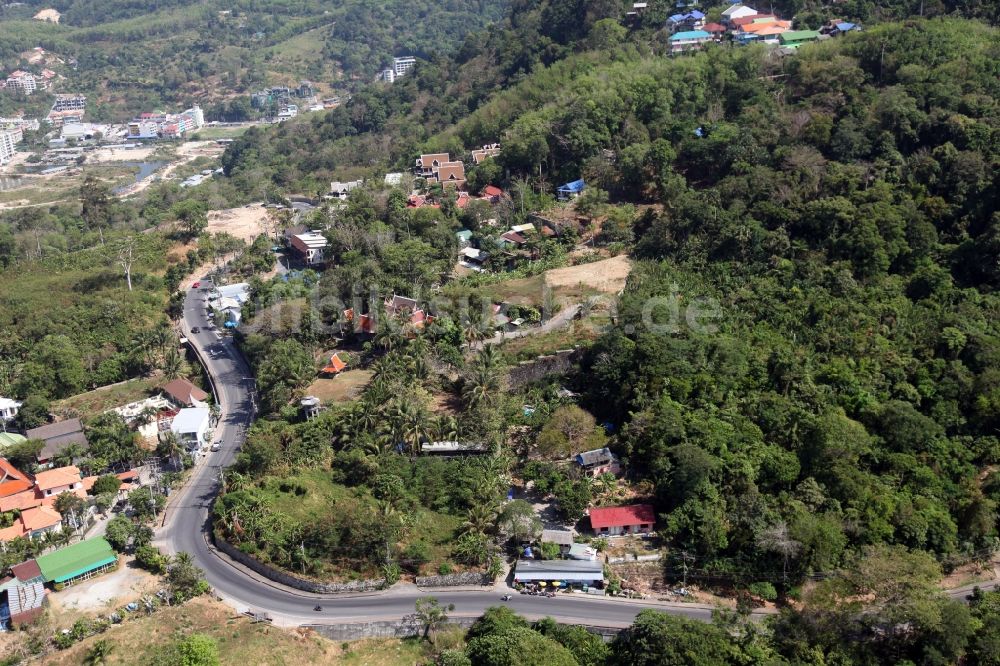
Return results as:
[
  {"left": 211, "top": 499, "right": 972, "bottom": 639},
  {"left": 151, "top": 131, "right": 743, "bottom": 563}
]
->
[{"left": 0, "top": 128, "right": 24, "bottom": 165}]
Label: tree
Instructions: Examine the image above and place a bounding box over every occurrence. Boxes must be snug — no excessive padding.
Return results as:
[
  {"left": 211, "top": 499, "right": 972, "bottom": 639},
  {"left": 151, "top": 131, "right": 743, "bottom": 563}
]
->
[
  {"left": 80, "top": 174, "right": 112, "bottom": 244},
  {"left": 756, "top": 522, "right": 802, "bottom": 586},
  {"left": 105, "top": 515, "right": 134, "bottom": 552},
  {"left": 536, "top": 405, "right": 605, "bottom": 458},
  {"left": 135, "top": 545, "right": 169, "bottom": 574},
  {"left": 167, "top": 552, "right": 209, "bottom": 603},
  {"left": 129, "top": 487, "right": 165, "bottom": 523},
  {"left": 13, "top": 395, "right": 49, "bottom": 430},
  {"left": 92, "top": 474, "right": 122, "bottom": 496},
  {"left": 414, "top": 596, "right": 454, "bottom": 644},
  {"left": 610, "top": 610, "right": 746, "bottom": 666},
  {"left": 54, "top": 491, "right": 87, "bottom": 529},
  {"left": 172, "top": 200, "right": 209, "bottom": 240},
  {"left": 535, "top": 617, "right": 610, "bottom": 666},
  {"left": 499, "top": 499, "right": 542, "bottom": 543},
  {"left": 115, "top": 236, "right": 137, "bottom": 291}
]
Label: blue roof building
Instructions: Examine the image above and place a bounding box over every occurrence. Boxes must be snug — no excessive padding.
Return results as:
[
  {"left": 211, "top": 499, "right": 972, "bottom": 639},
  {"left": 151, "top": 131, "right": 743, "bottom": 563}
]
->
[{"left": 557, "top": 179, "right": 585, "bottom": 200}]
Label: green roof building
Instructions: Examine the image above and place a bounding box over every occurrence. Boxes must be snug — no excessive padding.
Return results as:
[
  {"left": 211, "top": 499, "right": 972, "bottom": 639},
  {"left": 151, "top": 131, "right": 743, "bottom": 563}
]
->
[
  {"left": 779, "top": 30, "right": 821, "bottom": 48},
  {"left": 0, "top": 432, "right": 26, "bottom": 449},
  {"left": 35, "top": 538, "right": 118, "bottom": 586}
]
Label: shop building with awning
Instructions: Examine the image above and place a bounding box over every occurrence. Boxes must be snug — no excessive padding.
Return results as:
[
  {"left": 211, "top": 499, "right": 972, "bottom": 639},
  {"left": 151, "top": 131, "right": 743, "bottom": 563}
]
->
[{"left": 513, "top": 559, "right": 604, "bottom": 587}]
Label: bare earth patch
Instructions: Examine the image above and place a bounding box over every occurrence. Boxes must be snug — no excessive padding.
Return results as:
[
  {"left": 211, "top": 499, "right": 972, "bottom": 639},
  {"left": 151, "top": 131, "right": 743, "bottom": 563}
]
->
[
  {"left": 544, "top": 254, "right": 631, "bottom": 295},
  {"left": 206, "top": 203, "right": 269, "bottom": 243}
]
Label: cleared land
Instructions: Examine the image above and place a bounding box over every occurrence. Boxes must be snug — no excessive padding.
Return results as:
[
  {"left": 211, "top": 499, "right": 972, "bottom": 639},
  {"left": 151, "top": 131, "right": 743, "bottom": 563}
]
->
[
  {"left": 482, "top": 254, "right": 632, "bottom": 308},
  {"left": 36, "top": 596, "right": 432, "bottom": 665},
  {"left": 206, "top": 203, "right": 269, "bottom": 243},
  {"left": 51, "top": 377, "right": 163, "bottom": 419},
  {"left": 304, "top": 369, "right": 373, "bottom": 405}
]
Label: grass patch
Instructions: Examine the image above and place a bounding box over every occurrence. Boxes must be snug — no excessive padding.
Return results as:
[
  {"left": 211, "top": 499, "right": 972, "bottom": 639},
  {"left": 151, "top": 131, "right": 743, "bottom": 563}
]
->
[
  {"left": 191, "top": 125, "right": 252, "bottom": 141},
  {"left": 304, "top": 370, "right": 373, "bottom": 404},
  {"left": 51, "top": 377, "right": 164, "bottom": 419},
  {"left": 502, "top": 319, "right": 605, "bottom": 362}
]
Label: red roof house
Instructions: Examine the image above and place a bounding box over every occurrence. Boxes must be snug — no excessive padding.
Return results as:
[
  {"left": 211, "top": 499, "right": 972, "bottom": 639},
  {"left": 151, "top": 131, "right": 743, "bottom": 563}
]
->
[{"left": 588, "top": 504, "right": 656, "bottom": 536}]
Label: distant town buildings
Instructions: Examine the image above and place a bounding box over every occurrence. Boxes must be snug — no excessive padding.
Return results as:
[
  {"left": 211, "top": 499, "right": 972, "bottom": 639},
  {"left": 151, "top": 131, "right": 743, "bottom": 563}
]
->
[
  {"left": 5, "top": 71, "right": 38, "bottom": 95},
  {"left": 126, "top": 105, "right": 204, "bottom": 140},
  {"left": 47, "top": 94, "right": 86, "bottom": 126}
]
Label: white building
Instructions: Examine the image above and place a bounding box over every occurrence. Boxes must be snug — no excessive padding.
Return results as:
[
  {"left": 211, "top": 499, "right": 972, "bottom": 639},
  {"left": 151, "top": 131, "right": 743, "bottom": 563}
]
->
[
  {"left": 330, "top": 179, "right": 363, "bottom": 199},
  {"left": 393, "top": 56, "right": 417, "bottom": 77},
  {"left": 0, "top": 397, "right": 22, "bottom": 422},
  {"left": 170, "top": 408, "right": 211, "bottom": 451},
  {"left": 0, "top": 128, "right": 23, "bottom": 165},
  {"left": 290, "top": 232, "right": 329, "bottom": 265},
  {"left": 5, "top": 71, "right": 37, "bottom": 95},
  {"left": 721, "top": 3, "right": 758, "bottom": 24},
  {"left": 381, "top": 68, "right": 396, "bottom": 84}
]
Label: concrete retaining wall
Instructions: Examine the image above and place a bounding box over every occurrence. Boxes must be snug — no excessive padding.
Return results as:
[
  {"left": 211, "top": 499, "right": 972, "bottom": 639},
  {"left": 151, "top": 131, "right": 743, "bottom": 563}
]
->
[
  {"left": 508, "top": 348, "right": 580, "bottom": 389},
  {"left": 415, "top": 572, "right": 493, "bottom": 587},
  {"left": 214, "top": 536, "right": 386, "bottom": 593},
  {"left": 306, "top": 618, "right": 623, "bottom": 642}
]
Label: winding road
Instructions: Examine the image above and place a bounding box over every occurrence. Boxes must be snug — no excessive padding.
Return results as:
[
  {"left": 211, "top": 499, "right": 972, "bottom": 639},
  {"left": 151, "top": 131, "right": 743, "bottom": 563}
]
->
[{"left": 157, "top": 282, "right": 998, "bottom": 630}]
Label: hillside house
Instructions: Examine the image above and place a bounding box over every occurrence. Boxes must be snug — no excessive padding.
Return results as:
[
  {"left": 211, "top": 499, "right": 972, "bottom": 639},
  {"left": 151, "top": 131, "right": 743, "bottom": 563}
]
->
[
  {"left": 670, "top": 30, "right": 713, "bottom": 52},
  {"left": 415, "top": 153, "right": 451, "bottom": 179},
  {"left": 161, "top": 378, "right": 209, "bottom": 409},
  {"left": 575, "top": 447, "right": 621, "bottom": 478},
  {"left": 779, "top": 30, "right": 821, "bottom": 48},
  {"left": 290, "top": 232, "right": 329, "bottom": 265},
  {"left": 721, "top": 3, "right": 757, "bottom": 24},
  {"left": 540, "top": 529, "right": 574, "bottom": 555},
  {"left": 471, "top": 144, "right": 501, "bottom": 164},
  {"left": 25, "top": 419, "right": 88, "bottom": 468},
  {"left": 321, "top": 353, "right": 347, "bottom": 375},
  {"left": 330, "top": 179, "right": 362, "bottom": 199},
  {"left": 170, "top": 408, "right": 211, "bottom": 452},
  {"left": 32, "top": 466, "right": 84, "bottom": 499},
  {"left": 588, "top": 504, "right": 656, "bottom": 536},
  {"left": 667, "top": 10, "right": 705, "bottom": 32},
  {"left": 557, "top": 179, "right": 586, "bottom": 201},
  {"left": 0, "top": 397, "right": 21, "bottom": 423}
]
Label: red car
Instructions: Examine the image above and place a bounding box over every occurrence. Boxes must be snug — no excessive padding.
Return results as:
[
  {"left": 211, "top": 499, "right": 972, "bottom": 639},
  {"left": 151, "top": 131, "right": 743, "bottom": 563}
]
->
[{"left": 192, "top": 281, "right": 201, "bottom": 288}]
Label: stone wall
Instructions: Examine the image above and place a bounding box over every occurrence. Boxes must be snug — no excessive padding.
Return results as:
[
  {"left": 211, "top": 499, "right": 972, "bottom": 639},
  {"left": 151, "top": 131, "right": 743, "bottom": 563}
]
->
[
  {"left": 415, "top": 572, "right": 493, "bottom": 587},
  {"left": 508, "top": 348, "right": 580, "bottom": 389},
  {"left": 307, "top": 618, "right": 623, "bottom": 642},
  {"left": 214, "top": 536, "right": 386, "bottom": 593}
]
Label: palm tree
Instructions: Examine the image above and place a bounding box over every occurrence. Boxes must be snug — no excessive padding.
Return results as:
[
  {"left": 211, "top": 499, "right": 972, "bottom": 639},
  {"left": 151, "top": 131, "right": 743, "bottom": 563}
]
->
[
  {"left": 55, "top": 443, "right": 84, "bottom": 467},
  {"left": 432, "top": 415, "right": 458, "bottom": 442},
  {"left": 462, "top": 503, "right": 498, "bottom": 536},
  {"left": 474, "top": 345, "right": 504, "bottom": 372},
  {"left": 463, "top": 321, "right": 489, "bottom": 348},
  {"left": 393, "top": 401, "right": 430, "bottom": 458},
  {"left": 162, "top": 347, "right": 183, "bottom": 379},
  {"left": 157, "top": 432, "right": 183, "bottom": 470},
  {"left": 462, "top": 366, "right": 500, "bottom": 408}
]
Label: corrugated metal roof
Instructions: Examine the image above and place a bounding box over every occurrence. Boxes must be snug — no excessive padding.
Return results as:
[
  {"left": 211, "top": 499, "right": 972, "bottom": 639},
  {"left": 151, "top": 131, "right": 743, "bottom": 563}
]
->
[{"left": 35, "top": 538, "right": 116, "bottom": 583}]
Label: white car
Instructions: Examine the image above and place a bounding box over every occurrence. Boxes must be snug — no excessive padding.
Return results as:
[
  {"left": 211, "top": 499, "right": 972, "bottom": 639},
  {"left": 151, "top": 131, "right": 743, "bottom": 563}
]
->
[{"left": 210, "top": 442, "right": 222, "bottom": 452}]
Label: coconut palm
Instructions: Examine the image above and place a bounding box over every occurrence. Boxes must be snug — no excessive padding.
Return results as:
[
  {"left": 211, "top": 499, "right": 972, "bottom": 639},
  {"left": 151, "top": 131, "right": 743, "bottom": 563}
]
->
[
  {"left": 462, "top": 366, "right": 500, "bottom": 408},
  {"left": 162, "top": 346, "right": 183, "bottom": 379},
  {"left": 393, "top": 401, "right": 430, "bottom": 458},
  {"left": 462, "top": 502, "right": 498, "bottom": 536},
  {"left": 432, "top": 415, "right": 459, "bottom": 442},
  {"left": 55, "top": 443, "right": 84, "bottom": 467}
]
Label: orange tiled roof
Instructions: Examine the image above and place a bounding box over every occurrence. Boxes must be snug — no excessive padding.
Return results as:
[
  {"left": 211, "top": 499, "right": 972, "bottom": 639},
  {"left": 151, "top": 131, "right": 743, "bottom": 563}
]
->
[
  {"left": 0, "top": 458, "right": 33, "bottom": 498},
  {"left": 0, "top": 490, "right": 43, "bottom": 513},
  {"left": 32, "top": 466, "right": 81, "bottom": 492},
  {"left": 19, "top": 506, "right": 61, "bottom": 532},
  {"left": 0, "top": 523, "right": 27, "bottom": 541},
  {"left": 41, "top": 488, "right": 86, "bottom": 508}
]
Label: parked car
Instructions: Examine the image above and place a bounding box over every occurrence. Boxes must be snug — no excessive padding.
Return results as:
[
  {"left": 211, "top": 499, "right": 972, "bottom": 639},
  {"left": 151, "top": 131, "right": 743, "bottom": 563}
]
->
[
  {"left": 210, "top": 442, "right": 221, "bottom": 452},
  {"left": 192, "top": 281, "right": 200, "bottom": 288},
  {"left": 191, "top": 326, "right": 201, "bottom": 334}
]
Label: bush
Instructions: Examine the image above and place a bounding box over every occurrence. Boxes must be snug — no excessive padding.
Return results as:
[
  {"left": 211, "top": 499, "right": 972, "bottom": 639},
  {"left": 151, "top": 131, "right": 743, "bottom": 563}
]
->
[
  {"left": 92, "top": 474, "right": 122, "bottom": 495},
  {"left": 135, "top": 545, "right": 169, "bottom": 574},
  {"left": 748, "top": 581, "right": 778, "bottom": 602},
  {"left": 438, "top": 562, "right": 454, "bottom": 575}
]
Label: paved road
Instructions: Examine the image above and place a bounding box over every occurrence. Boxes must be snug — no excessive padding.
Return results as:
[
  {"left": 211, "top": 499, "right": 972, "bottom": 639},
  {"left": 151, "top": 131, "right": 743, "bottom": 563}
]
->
[{"left": 160, "top": 282, "right": 1000, "bottom": 629}]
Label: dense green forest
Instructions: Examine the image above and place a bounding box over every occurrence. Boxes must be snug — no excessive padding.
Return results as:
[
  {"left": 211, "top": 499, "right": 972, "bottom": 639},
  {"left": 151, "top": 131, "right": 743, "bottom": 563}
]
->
[{"left": 0, "top": 0, "right": 506, "bottom": 119}]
